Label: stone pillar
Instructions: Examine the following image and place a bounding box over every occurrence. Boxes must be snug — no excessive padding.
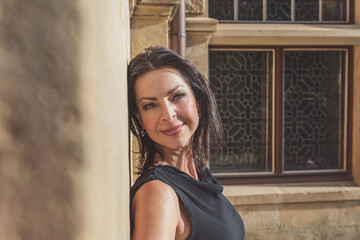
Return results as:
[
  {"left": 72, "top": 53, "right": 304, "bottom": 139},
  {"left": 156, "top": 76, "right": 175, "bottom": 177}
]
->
[
  {"left": 184, "top": 0, "right": 218, "bottom": 79},
  {"left": 0, "top": 0, "right": 130, "bottom": 239},
  {"left": 186, "top": 17, "right": 218, "bottom": 78},
  {"left": 130, "top": 0, "right": 179, "bottom": 58}
]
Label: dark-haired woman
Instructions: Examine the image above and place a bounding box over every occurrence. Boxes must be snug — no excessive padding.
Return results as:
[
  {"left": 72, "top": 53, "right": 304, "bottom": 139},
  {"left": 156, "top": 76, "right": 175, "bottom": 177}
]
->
[{"left": 128, "top": 46, "right": 245, "bottom": 240}]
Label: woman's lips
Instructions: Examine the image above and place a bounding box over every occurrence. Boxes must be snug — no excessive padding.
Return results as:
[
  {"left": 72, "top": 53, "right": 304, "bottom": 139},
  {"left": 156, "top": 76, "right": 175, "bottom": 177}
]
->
[{"left": 161, "top": 124, "right": 185, "bottom": 136}]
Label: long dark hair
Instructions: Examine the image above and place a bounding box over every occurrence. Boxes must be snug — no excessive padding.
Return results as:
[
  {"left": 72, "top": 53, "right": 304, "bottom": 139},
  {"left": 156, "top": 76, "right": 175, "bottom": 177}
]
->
[{"left": 128, "top": 46, "right": 222, "bottom": 174}]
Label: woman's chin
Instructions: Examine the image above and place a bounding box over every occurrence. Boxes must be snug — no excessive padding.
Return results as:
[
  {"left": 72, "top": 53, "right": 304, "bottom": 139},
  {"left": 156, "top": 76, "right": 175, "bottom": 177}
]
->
[{"left": 158, "top": 141, "right": 191, "bottom": 152}]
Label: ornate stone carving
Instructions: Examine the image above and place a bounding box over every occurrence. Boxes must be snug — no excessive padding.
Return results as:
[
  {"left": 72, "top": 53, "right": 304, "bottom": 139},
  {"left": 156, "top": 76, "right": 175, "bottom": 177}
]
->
[{"left": 186, "top": 0, "right": 204, "bottom": 14}]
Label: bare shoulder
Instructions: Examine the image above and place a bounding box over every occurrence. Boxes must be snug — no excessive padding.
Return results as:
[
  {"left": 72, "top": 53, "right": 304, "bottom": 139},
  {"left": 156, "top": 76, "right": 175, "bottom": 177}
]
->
[
  {"left": 132, "top": 180, "right": 180, "bottom": 240},
  {"left": 134, "top": 180, "right": 178, "bottom": 203}
]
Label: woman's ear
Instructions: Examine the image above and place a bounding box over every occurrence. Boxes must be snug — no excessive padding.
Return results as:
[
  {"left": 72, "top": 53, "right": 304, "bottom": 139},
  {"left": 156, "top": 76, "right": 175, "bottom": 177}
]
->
[{"left": 136, "top": 113, "right": 145, "bottom": 129}]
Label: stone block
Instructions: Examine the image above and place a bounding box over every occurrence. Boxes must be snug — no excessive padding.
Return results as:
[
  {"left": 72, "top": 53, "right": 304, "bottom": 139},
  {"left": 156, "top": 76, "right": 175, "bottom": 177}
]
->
[
  {"left": 236, "top": 204, "right": 280, "bottom": 232},
  {"left": 186, "top": 0, "right": 204, "bottom": 15}
]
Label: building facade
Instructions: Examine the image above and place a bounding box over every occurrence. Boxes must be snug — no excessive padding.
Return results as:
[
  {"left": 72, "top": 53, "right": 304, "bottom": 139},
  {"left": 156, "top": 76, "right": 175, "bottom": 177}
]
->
[{"left": 0, "top": 0, "right": 359, "bottom": 239}]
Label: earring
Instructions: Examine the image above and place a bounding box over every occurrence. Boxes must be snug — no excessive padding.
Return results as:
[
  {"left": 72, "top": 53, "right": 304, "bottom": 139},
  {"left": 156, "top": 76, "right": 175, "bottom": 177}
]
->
[
  {"left": 198, "top": 112, "right": 201, "bottom": 119},
  {"left": 140, "top": 129, "right": 146, "bottom": 137}
]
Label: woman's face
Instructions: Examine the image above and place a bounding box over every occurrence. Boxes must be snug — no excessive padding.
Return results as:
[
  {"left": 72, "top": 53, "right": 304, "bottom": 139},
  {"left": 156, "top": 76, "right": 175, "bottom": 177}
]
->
[{"left": 135, "top": 68, "right": 199, "bottom": 151}]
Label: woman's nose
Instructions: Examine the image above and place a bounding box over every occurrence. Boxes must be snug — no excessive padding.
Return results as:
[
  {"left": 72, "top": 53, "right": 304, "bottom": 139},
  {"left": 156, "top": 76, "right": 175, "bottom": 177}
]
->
[{"left": 161, "top": 104, "right": 176, "bottom": 121}]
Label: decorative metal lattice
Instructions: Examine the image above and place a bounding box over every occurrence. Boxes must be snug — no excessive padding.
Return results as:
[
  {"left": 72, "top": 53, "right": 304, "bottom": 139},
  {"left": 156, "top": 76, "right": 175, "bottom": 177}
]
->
[
  {"left": 323, "top": 0, "right": 347, "bottom": 21},
  {"left": 209, "top": 0, "right": 234, "bottom": 21},
  {"left": 267, "top": 0, "right": 291, "bottom": 21},
  {"left": 209, "top": 50, "right": 271, "bottom": 173},
  {"left": 295, "top": 0, "right": 319, "bottom": 21},
  {"left": 283, "top": 50, "right": 344, "bottom": 171},
  {"left": 238, "top": 0, "right": 263, "bottom": 21},
  {"left": 208, "top": 0, "right": 348, "bottom": 23}
]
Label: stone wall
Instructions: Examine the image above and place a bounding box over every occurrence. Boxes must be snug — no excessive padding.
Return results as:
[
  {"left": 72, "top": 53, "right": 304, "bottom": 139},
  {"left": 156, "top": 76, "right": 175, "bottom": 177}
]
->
[
  {"left": 239, "top": 200, "right": 360, "bottom": 240},
  {"left": 224, "top": 182, "right": 360, "bottom": 239},
  {"left": 0, "top": 0, "right": 130, "bottom": 239}
]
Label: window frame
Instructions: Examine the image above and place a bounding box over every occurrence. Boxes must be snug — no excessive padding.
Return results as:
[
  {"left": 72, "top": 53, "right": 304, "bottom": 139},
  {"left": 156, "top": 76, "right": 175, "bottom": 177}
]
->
[
  {"left": 208, "top": 0, "right": 354, "bottom": 24},
  {"left": 209, "top": 45, "right": 354, "bottom": 185}
]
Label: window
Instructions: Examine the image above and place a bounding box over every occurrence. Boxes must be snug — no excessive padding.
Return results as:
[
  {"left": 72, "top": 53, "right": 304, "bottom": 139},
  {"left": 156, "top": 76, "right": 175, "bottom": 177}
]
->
[
  {"left": 208, "top": 0, "right": 352, "bottom": 23},
  {"left": 209, "top": 47, "right": 353, "bottom": 184}
]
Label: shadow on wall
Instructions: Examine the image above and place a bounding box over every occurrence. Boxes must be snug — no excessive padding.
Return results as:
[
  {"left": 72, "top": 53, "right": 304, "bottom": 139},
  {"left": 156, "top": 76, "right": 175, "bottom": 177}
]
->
[{"left": 0, "top": 0, "right": 82, "bottom": 239}]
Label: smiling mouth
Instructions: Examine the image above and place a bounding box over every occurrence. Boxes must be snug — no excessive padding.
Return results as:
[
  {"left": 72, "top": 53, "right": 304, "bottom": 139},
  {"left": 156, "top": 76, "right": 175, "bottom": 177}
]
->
[{"left": 161, "top": 124, "right": 185, "bottom": 136}]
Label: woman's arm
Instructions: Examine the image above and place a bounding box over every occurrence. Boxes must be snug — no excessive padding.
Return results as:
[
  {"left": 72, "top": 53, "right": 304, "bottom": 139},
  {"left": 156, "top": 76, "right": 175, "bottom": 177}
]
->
[{"left": 131, "top": 180, "right": 180, "bottom": 240}]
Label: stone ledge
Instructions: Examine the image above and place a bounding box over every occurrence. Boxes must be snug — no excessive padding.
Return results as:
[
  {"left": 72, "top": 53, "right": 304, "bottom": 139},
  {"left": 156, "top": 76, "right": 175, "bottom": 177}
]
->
[
  {"left": 210, "top": 23, "right": 360, "bottom": 45},
  {"left": 138, "top": 0, "right": 179, "bottom": 5},
  {"left": 132, "top": 4, "right": 176, "bottom": 19},
  {"left": 223, "top": 181, "right": 360, "bottom": 206},
  {"left": 186, "top": 17, "right": 218, "bottom": 32}
]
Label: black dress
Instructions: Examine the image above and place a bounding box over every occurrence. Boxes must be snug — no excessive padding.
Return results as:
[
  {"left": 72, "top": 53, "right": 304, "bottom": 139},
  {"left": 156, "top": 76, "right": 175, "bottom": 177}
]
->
[{"left": 130, "top": 165, "right": 245, "bottom": 240}]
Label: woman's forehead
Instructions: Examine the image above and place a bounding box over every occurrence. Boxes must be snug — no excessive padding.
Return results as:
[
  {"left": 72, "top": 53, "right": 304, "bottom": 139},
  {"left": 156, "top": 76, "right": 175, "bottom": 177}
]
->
[{"left": 134, "top": 68, "right": 191, "bottom": 96}]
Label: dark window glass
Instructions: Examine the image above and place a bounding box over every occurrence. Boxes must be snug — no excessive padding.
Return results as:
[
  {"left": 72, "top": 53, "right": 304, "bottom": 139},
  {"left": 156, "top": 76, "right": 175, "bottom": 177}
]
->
[
  {"left": 208, "top": 0, "right": 350, "bottom": 23},
  {"left": 238, "top": 0, "right": 263, "bottom": 21},
  {"left": 267, "top": 0, "right": 291, "bottom": 21},
  {"left": 283, "top": 50, "right": 345, "bottom": 171},
  {"left": 323, "top": 0, "right": 347, "bottom": 21},
  {"left": 295, "top": 0, "right": 319, "bottom": 21},
  {"left": 209, "top": 0, "right": 234, "bottom": 21},
  {"left": 209, "top": 50, "right": 272, "bottom": 173}
]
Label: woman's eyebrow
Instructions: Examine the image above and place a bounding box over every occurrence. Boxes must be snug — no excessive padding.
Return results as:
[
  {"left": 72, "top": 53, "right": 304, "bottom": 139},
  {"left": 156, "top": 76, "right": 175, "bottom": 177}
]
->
[
  {"left": 138, "top": 85, "right": 185, "bottom": 103},
  {"left": 167, "top": 85, "right": 184, "bottom": 95},
  {"left": 138, "top": 96, "right": 157, "bottom": 103}
]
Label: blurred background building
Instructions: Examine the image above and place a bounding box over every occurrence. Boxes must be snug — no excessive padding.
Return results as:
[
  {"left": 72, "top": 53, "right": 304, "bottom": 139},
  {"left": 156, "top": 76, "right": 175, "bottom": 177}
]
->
[{"left": 0, "top": 0, "right": 360, "bottom": 239}]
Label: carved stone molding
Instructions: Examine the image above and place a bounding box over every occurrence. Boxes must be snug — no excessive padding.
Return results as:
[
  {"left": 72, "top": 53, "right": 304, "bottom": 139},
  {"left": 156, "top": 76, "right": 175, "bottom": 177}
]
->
[
  {"left": 138, "top": 0, "right": 179, "bottom": 4},
  {"left": 186, "top": 17, "right": 218, "bottom": 35},
  {"left": 186, "top": 0, "right": 205, "bottom": 15},
  {"left": 130, "top": 0, "right": 179, "bottom": 61},
  {"left": 185, "top": 17, "right": 218, "bottom": 78},
  {"left": 132, "top": 4, "right": 176, "bottom": 19}
]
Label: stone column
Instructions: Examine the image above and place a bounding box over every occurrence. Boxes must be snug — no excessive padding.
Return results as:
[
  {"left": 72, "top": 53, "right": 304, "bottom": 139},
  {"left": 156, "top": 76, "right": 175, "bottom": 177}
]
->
[
  {"left": 130, "top": 0, "right": 179, "bottom": 58},
  {"left": 184, "top": 0, "right": 218, "bottom": 79},
  {"left": 0, "top": 0, "right": 130, "bottom": 239},
  {"left": 186, "top": 17, "right": 218, "bottom": 79}
]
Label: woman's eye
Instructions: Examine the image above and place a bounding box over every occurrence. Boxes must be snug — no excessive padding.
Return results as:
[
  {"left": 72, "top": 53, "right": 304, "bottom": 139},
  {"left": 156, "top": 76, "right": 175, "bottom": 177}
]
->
[
  {"left": 143, "top": 103, "right": 155, "bottom": 110},
  {"left": 173, "top": 93, "right": 185, "bottom": 100}
]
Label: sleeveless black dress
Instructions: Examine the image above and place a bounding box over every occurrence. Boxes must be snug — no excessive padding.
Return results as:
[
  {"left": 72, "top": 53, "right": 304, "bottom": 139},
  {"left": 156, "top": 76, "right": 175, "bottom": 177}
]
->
[{"left": 130, "top": 165, "right": 245, "bottom": 240}]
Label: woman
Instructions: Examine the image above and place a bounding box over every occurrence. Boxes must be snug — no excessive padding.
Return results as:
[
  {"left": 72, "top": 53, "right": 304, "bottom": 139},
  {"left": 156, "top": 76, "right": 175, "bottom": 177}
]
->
[{"left": 128, "top": 46, "right": 245, "bottom": 240}]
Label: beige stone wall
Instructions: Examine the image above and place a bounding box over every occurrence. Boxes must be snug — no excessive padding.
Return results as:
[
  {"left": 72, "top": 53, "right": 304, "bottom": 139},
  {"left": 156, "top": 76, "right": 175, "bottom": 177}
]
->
[
  {"left": 224, "top": 182, "right": 360, "bottom": 239},
  {"left": 186, "top": 0, "right": 205, "bottom": 16},
  {"left": 185, "top": 17, "right": 218, "bottom": 78},
  {"left": 237, "top": 200, "right": 360, "bottom": 240},
  {"left": 130, "top": 3, "right": 177, "bottom": 58},
  {"left": 0, "top": 0, "right": 82, "bottom": 239},
  {"left": 0, "top": 0, "right": 130, "bottom": 239},
  {"left": 77, "top": 0, "right": 130, "bottom": 239}
]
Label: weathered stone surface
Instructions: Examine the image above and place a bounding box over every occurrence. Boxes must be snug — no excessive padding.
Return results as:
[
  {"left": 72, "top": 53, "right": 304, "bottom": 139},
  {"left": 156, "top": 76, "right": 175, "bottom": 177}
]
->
[
  {"left": 131, "top": 19, "right": 170, "bottom": 57},
  {"left": 235, "top": 200, "right": 360, "bottom": 240},
  {"left": 185, "top": 17, "right": 218, "bottom": 78},
  {"left": 0, "top": 0, "right": 131, "bottom": 240},
  {"left": 185, "top": 0, "right": 204, "bottom": 14},
  {"left": 131, "top": 4, "right": 176, "bottom": 57},
  {"left": 0, "top": 1, "right": 81, "bottom": 239},
  {"left": 139, "top": 0, "right": 179, "bottom": 4}
]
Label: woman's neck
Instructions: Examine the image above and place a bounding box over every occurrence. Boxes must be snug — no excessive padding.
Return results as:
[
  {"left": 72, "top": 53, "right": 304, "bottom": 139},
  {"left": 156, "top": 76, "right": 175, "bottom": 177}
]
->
[{"left": 154, "top": 148, "right": 198, "bottom": 180}]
